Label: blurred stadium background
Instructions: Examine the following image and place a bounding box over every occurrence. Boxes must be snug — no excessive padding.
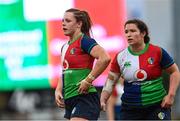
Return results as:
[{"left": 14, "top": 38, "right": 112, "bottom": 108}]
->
[{"left": 0, "top": 0, "right": 180, "bottom": 120}]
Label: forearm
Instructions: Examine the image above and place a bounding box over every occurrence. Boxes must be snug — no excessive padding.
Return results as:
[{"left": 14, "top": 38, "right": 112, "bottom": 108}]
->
[
  {"left": 100, "top": 90, "right": 112, "bottom": 105},
  {"left": 101, "top": 73, "right": 119, "bottom": 103},
  {"left": 92, "top": 57, "right": 110, "bottom": 76},
  {"left": 85, "top": 45, "right": 111, "bottom": 83},
  {"left": 106, "top": 95, "right": 116, "bottom": 120},
  {"left": 56, "top": 78, "right": 63, "bottom": 91},
  {"left": 86, "top": 56, "right": 111, "bottom": 83},
  {"left": 168, "top": 71, "right": 180, "bottom": 96}
]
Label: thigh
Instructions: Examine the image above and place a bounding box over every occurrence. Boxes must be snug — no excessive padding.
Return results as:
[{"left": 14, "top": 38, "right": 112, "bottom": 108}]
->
[
  {"left": 65, "top": 93, "right": 101, "bottom": 120},
  {"left": 72, "top": 93, "right": 100, "bottom": 120},
  {"left": 64, "top": 96, "right": 77, "bottom": 120}
]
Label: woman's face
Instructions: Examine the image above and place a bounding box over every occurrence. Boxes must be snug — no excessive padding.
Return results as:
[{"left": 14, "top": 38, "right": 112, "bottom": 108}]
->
[
  {"left": 124, "top": 23, "right": 145, "bottom": 46},
  {"left": 62, "top": 12, "right": 80, "bottom": 36}
]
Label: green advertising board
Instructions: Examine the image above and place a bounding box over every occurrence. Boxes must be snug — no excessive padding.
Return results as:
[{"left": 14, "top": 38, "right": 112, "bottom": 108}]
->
[{"left": 0, "top": 0, "right": 51, "bottom": 90}]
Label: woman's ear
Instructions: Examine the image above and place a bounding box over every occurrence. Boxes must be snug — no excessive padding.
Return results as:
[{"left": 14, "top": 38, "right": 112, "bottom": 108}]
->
[
  {"left": 77, "top": 21, "right": 82, "bottom": 28},
  {"left": 142, "top": 31, "right": 146, "bottom": 37}
]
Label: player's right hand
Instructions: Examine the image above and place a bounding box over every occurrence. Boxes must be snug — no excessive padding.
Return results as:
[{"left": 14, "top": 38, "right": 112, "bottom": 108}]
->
[
  {"left": 100, "top": 101, "right": 106, "bottom": 111},
  {"left": 55, "top": 89, "right": 65, "bottom": 108}
]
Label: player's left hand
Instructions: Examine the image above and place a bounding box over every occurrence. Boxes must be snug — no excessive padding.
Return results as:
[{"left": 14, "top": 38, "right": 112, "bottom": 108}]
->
[
  {"left": 161, "top": 94, "right": 174, "bottom": 108},
  {"left": 77, "top": 79, "right": 91, "bottom": 94}
]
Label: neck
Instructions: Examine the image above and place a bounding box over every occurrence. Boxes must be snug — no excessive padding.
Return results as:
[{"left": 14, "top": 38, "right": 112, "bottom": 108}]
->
[
  {"left": 130, "top": 43, "right": 146, "bottom": 53},
  {"left": 69, "top": 31, "right": 83, "bottom": 44},
  {"left": 70, "top": 30, "right": 82, "bottom": 40}
]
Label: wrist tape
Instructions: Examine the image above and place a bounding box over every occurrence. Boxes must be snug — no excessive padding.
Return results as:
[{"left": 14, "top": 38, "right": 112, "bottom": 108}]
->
[
  {"left": 88, "top": 74, "right": 95, "bottom": 80},
  {"left": 102, "top": 78, "right": 116, "bottom": 94}
]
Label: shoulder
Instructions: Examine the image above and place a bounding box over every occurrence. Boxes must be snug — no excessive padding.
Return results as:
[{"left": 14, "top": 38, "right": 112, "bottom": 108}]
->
[
  {"left": 148, "top": 43, "right": 162, "bottom": 54},
  {"left": 81, "top": 34, "right": 97, "bottom": 45},
  {"left": 80, "top": 34, "right": 98, "bottom": 53},
  {"left": 148, "top": 43, "right": 161, "bottom": 50},
  {"left": 117, "top": 48, "right": 128, "bottom": 58},
  {"left": 112, "top": 48, "right": 128, "bottom": 63},
  {"left": 82, "top": 34, "right": 95, "bottom": 41}
]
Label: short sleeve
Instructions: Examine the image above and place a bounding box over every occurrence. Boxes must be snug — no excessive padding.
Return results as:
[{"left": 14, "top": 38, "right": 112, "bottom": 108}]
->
[
  {"left": 110, "top": 54, "right": 121, "bottom": 73},
  {"left": 160, "top": 48, "right": 174, "bottom": 69},
  {"left": 81, "top": 35, "right": 98, "bottom": 54}
]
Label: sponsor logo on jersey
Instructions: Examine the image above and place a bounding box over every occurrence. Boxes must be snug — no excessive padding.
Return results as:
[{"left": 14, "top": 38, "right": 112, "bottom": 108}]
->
[
  {"left": 124, "top": 61, "right": 131, "bottom": 67},
  {"left": 134, "top": 69, "right": 147, "bottom": 81}
]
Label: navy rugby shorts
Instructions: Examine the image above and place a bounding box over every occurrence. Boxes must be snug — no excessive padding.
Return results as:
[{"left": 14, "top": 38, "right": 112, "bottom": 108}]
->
[
  {"left": 119, "top": 102, "right": 171, "bottom": 120},
  {"left": 64, "top": 92, "right": 100, "bottom": 120}
]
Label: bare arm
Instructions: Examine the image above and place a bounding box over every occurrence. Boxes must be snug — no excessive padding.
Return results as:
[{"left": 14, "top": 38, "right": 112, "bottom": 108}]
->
[
  {"left": 88, "top": 45, "right": 111, "bottom": 82},
  {"left": 55, "top": 78, "right": 64, "bottom": 108},
  {"left": 161, "top": 63, "right": 180, "bottom": 108},
  {"left": 100, "top": 72, "right": 120, "bottom": 111},
  {"left": 106, "top": 94, "right": 117, "bottom": 121},
  {"left": 78, "top": 45, "right": 111, "bottom": 93}
]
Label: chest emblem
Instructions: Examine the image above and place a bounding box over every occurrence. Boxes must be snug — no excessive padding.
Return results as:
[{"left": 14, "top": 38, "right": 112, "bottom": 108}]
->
[
  {"left": 148, "top": 57, "right": 154, "bottom": 65},
  {"left": 134, "top": 69, "right": 147, "bottom": 81},
  {"left": 70, "top": 48, "right": 76, "bottom": 55}
]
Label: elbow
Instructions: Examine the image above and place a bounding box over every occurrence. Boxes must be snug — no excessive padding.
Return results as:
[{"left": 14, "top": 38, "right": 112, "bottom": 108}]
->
[
  {"left": 96, "top": 52, "right": 111, "bottom": 67},
  {"left": 103, "top": 55, "right": 111, "bottom": 66}
]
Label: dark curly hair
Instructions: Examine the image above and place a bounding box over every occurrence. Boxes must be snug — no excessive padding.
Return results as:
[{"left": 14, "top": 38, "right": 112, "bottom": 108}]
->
[{"left": 124, "top": 19, "right": 150, "bottom": 43}]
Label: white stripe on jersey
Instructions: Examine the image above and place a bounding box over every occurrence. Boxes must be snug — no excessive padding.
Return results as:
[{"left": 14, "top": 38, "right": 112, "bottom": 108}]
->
[
  {"left": 61, "top": 43, "right": 69, "bottom": 69},
  {"left": 117, "top": 48, "right": 140, "bottom": 82}
]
